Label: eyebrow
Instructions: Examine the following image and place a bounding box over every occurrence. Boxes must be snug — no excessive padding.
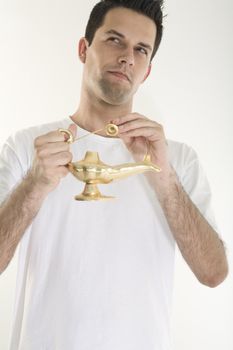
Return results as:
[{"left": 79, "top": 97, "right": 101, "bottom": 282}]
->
[{"left": 105, "top": 29, "right": 153, "bottom": 51}]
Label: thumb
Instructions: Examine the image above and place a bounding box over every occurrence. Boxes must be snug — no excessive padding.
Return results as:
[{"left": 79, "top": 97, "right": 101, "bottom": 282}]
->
[
  {"left": 119, "top": 134, "right": 132, "bottom": 148},
  {"left": 68, "top": 123, "right": 77, "bottom": 139}
]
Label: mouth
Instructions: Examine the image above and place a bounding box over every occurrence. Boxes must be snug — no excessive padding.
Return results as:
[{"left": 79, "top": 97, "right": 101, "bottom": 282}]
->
[{"left": 108, "top": 71, "right": 130, "bottom": 82}]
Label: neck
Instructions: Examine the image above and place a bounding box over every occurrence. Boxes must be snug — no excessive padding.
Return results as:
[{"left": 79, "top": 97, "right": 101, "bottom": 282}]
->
[{"left": 70, "top": 88, "right": 133, "bottom": 136}]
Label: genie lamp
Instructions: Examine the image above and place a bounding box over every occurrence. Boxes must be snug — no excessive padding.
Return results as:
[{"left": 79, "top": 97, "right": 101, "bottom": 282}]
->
[{"left": 58, "top": 123, "right": 161, "bottom": 201}]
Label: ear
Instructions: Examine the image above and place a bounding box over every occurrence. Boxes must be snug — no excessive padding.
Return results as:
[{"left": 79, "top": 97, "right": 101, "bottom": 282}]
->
[
  {"left": 78, "top": 37, "right": 89, "bottom": 63},
  {"left": 141, "top": 64, "right": 152, "bottom": 83}
]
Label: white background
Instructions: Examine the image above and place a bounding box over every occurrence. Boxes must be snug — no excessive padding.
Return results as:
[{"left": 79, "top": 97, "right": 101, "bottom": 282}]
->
[{"left": 0, "top": 0, "right": 232, "bottom": 349}]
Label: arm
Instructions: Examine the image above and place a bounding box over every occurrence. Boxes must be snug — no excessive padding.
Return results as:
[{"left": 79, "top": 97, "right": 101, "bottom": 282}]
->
[
  {"left": 150, "top": 165, "right": 228, "bottom": 287},
  {"left": 0, "top": 124, "right": 77, "bottom": 274},
  {"left": 113, "top": 113, "right": 228, "bottom": 287},
  {"left": 0, "top": 173, "right": 48, "bottom": 273}
]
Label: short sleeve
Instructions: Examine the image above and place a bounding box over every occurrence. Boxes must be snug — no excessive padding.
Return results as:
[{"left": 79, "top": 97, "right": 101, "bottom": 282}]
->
[
  {"left": 0, "top": 134, "right": 31, "bottom": 205},
  {"left": 180, "top": 146, "right": 219, "bottom": 233},
  {"left": 0, "top": 118, "right": 70, "bottom": 205}
]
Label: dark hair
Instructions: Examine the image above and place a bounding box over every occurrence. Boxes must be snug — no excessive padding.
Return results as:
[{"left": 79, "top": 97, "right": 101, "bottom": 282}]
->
[{"left": 85, "top": 0, "right": 164, "bottom": 61}]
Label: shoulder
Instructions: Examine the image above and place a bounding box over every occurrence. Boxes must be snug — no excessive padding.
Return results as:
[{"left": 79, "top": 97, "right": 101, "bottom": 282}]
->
[
  {"left": 2, "top": 117, "right": 70, "bottom": 169},
  {"left": 9, "top": 118, "right": 70, "bottom": 146},
  {"left": 167, "top": 139, "right": 199, "bottom": 173},
  {"left": 167, "top": 139, "right": 211, "bottom": 195}
]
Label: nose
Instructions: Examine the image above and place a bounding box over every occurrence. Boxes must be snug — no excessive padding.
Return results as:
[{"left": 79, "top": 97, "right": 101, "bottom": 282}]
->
[{"left": 118, "top": 49, "right": 134, "bottom": 66}]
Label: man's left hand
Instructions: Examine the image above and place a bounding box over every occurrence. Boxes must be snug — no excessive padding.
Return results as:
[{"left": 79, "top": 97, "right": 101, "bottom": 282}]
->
[{"left": 112, "top": 113, "right": 171, "bottom": 174}]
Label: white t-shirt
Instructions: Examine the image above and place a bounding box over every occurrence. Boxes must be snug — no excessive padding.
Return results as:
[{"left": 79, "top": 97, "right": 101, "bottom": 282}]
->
[{"left": 0, "top": 117, "right": 218, "bottom": 350}]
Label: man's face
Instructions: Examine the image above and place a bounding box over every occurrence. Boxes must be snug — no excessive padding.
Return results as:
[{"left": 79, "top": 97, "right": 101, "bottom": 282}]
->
[{"left": 81, "top": 7, "right": 157, "bottom": 105}]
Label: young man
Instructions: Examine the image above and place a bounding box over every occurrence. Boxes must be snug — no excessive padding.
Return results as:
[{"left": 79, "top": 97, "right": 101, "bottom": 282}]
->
[{"left": 0, "top": 1, "right": 228, "bottom": 349}]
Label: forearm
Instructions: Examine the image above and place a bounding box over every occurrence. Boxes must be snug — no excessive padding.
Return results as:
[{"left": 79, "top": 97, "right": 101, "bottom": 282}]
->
[
  {"left": 150, "top": 166, "right": 228, "bottom": 287},
  {"left": 0, "top": 171, "right": 47, "bottom": 273},
  {"left": 114, "top": 114, "right": 228, "bottom": 286}
]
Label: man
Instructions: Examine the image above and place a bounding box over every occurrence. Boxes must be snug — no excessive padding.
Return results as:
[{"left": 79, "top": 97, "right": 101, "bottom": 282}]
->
[{"left": 0, "top": 0, "right": 228, "bottom": 349}]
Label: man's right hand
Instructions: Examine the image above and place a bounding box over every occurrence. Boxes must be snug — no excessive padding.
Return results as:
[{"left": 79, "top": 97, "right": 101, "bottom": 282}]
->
[{"left": 30, "top": 123, "right": 77, "bottom": 194}]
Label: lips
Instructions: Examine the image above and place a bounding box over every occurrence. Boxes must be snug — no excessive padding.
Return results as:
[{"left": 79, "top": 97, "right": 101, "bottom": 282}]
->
[{"left": 108, "top": 71, "right": 130, "bottom": 82}]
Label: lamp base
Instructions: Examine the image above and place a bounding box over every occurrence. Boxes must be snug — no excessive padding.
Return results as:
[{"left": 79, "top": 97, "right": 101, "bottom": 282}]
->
[{"left": 74, "top": 183, "right": 114, "bottom": 201}]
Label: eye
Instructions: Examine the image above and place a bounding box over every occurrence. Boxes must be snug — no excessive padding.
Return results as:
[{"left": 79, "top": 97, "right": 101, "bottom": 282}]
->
[
  {"left": 137, "top": 47, "right": 148, "bottom": 55},
  {"left": 108, "top": 37, "right": 121, "bottom": 44}
]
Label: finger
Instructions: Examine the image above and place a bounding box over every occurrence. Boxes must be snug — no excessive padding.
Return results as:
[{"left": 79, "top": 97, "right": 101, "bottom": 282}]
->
[
  {"left": 57, "top": 165, "right": 70, "bottom": 178},
  {"left": 68, "top": 123, "right": 77, "bottom": 139},
  {"left": 118, "top": 134, "right": 134, "bottom": 147},
  {"left": 112, "top": 113, "right": 148, "bottom": 126},
  {"left": 36, "top": 141, "right": 70, "bottom": 157},
  {"left": 118, "top": 118, "right": 157, "bottom": 133},
  {"left": 41, "top": 151, "right": 73, "bottom": 167},
  {"left": 119, "top": 126, "right": 162, "bottom": 141},
  {"left": 35, "top": 123, "right": 78, "bottom": 147},
  {"left": 58, "top": 124, "right": 77, "bottom": 143},
  {"left": 34, "top": 130, "right": 67, "bottom": 147}
]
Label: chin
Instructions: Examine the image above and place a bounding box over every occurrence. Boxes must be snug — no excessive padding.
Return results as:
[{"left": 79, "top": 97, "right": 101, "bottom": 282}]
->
[{"left": 98, "top": 80, "right": 132, "bottom": 104}]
